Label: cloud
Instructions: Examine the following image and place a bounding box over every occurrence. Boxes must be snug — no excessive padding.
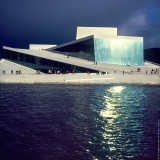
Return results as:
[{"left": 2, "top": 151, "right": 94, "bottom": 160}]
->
[
  {"left": 118, "top": 13, "right": 146, "bottom": 36},
  {"left": 129, "top": 15, "right": 146, "bottom": 27},
  {"left": 118, "top": 3, "right": 160, "bottom": 48},
  {"left": 0, "top": 0, "right": 160, "bottom": 49}
]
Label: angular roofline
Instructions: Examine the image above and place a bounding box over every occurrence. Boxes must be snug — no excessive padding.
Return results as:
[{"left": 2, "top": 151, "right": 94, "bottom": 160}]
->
[
  {"left": 46, "top": 35, "right": 94, "bottom": 51},
  {"left": 2, "top": 46, "right": 104, "bottom": 72}
]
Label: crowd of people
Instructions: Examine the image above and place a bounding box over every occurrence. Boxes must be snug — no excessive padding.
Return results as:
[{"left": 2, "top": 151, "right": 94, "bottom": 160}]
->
[
  {"left": 151, "top": 68, "right": 159, "bottom": 74},
  {"left": 36, "top": 69, "right": 79, "bottom": 74},
  {"left": 2, "top": 70, "right": 22, "bottom": 74},
  {"left": 121, "top": 68, "right": 160, "bottom": 75},
  {"left": 1, "top": 68, "right": 160, "bottom": 75}
]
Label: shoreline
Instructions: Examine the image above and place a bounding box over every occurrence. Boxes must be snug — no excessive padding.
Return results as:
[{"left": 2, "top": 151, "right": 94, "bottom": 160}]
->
[
  {"left": 1, "top": 82, "right": 160, "bottom": 85},
  {"left": 1, "top": 73, "right": 160, "bottom": 85}
]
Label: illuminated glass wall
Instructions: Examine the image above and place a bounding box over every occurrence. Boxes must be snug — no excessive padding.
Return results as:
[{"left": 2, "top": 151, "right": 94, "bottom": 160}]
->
[{"left": 94, "top": 38, "right": 144, "bottom": 65}]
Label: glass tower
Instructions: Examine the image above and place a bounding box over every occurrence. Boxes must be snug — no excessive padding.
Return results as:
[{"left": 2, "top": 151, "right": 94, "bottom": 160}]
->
[{"left": 94, "top": 38, "right": 144, "bottom": 65}]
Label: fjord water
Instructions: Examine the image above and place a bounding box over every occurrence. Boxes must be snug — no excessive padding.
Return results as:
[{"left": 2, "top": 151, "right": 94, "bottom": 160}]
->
[{"left": 0, "top": 84, "right": 159, "bottom": 160}]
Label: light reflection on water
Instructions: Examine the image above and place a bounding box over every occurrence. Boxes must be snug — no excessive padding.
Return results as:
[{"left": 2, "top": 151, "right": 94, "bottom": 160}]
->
[
  {"left": 100, "top": 86, "right": 125, "bottom": 159},
  {"left": 89, "top": 85, "right": 158, "bottom": 160},
  {"left": 0, "top": 84, "right": 159, "bottom": 160}
]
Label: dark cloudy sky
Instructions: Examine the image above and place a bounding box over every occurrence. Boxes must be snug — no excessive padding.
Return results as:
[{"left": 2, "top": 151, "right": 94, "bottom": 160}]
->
[{"left": 0, "top": 0, "right": 160, "bottom": 52}]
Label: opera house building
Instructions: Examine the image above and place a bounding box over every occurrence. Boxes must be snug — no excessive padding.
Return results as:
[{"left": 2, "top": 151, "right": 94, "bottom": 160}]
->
[{"left": 2, "top": 27, "right": 144, "bottom": 73}]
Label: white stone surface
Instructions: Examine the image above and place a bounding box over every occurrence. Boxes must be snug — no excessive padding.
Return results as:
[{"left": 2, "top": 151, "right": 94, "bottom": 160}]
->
[
  {"left": 0, "top": 73, "right": 160, "bottom": 85},
  {"left": 117, "top": 36, "right": 143, "bottom": 40},
  {"left": 76, "top": 27, "right": 117, "bottom": 39},
  {"left": 0, "top": 59, "right": 36, "bottom": 75},
  {"left": 29, "top": 44, "right": 57, "bottom": 50},
  {"left": 76, "top": 27, "right": 143, "bottom": 41},
  {"left": 0, "top": 57, "right": 160, "bottom": 85}
]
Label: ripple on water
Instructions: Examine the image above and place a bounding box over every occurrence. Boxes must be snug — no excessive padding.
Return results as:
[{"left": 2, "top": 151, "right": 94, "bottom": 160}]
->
[{"left": 0, "top": 84, "right": 159, "bottom": 160}]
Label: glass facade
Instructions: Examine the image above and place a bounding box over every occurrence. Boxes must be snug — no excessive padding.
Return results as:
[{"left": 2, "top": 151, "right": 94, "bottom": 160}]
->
[
  {"left": 94, "top": 38, "right": 144, "bottom": 65},
  {"left": 51, "top": 37, "right": 144, "bottom": 65},
  {"left": 52, "top": 38, "right": 95, "bottom": 61},
  {"left": 2, "top": 49, "right": 96, "bottom": 73}
]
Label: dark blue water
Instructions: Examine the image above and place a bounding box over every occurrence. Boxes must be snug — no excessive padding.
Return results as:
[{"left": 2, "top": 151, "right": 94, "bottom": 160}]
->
[{"left": 0, "top": 84, "right": 160, "bottom": 160}]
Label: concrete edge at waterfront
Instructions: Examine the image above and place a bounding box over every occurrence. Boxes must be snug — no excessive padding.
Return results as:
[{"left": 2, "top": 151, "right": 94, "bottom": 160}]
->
[
  {"left": 0, "top": 82, "right": 160, "bottom": 85},
  {"left": 0, "top": 73, "right": 160, "bottom": 85}
]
